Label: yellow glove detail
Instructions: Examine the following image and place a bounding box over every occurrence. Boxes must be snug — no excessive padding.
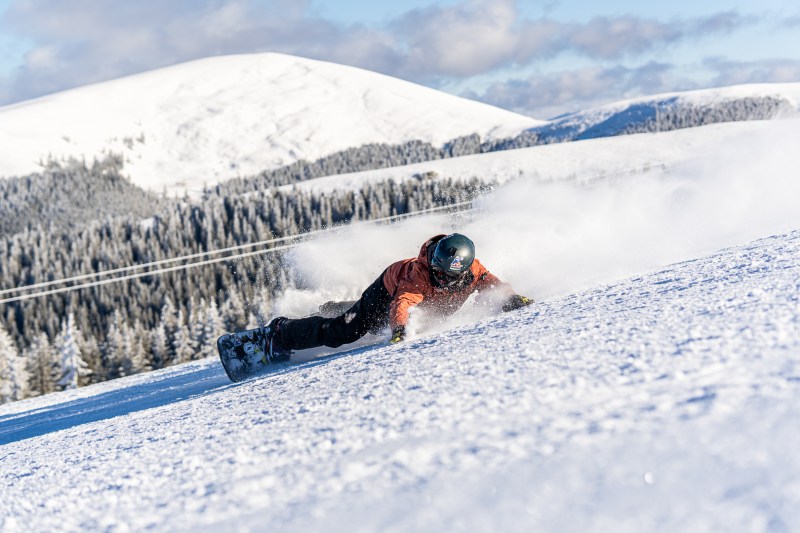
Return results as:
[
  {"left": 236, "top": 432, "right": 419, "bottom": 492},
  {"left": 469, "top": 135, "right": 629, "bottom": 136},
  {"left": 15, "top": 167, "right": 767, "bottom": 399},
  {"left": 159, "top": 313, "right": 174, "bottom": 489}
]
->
[{"left": 390, "top": 326, "right": 406, "bottom": 344}]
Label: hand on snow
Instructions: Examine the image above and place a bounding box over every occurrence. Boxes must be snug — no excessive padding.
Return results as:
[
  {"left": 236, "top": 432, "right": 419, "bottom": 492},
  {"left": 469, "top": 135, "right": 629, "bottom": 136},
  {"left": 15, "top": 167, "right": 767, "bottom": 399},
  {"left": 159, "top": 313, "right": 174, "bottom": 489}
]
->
[
  {"left": 390, "top": 326, "right": 406, "bottom": 344},
  {"left": 502, "top": 294, "right": 534, "bottom": 312}
]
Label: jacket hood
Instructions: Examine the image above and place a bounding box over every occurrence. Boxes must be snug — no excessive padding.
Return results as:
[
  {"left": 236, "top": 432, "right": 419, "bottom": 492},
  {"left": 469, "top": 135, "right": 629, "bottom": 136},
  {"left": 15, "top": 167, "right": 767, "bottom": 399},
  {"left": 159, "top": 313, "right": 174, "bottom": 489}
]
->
[{"left": 417, "top": 234, "right": 446, "bottom": 268}]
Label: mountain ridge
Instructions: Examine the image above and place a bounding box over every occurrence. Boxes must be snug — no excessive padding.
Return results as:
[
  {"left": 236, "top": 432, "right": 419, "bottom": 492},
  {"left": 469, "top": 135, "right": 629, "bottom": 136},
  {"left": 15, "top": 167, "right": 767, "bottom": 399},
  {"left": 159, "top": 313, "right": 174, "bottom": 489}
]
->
[
  {"left": 0, "top": 53, "right": 541, "bottom": 194},
  {"left": 2, "top": 52, "right": 799, "bottom": 197}
]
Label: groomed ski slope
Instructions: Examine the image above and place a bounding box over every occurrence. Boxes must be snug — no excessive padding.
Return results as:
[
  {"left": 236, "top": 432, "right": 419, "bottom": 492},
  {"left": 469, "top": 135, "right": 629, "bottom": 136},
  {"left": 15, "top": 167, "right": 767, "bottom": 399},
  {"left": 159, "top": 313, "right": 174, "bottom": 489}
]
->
[
  {"left": 1, "top": 228, "right": 799, "bottom": 532},
  {"left": 2, "top": 112, "right": 800, "bottom": 531}
]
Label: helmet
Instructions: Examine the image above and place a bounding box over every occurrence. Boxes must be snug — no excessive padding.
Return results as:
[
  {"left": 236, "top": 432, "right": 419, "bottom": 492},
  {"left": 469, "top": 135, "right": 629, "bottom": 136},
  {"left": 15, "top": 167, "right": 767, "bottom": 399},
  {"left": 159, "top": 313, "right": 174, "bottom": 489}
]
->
[{"left": 428, "top": 233, "right": 475, "bottom": 290}]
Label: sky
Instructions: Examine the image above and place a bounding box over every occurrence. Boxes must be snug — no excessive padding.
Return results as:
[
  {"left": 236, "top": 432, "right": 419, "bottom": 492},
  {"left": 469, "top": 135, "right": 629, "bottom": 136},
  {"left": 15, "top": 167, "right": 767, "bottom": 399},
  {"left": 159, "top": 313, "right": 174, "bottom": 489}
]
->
[{"left": 0, "top": 0, "right": 799, "bottom": 118}]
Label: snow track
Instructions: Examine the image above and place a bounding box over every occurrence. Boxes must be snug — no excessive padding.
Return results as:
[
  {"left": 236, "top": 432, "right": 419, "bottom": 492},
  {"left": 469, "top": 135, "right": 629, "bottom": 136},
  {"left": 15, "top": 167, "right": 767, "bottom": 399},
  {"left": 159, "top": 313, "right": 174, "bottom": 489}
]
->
[{"left": 2, "top": 230, "right": 799, "bottom": 532}]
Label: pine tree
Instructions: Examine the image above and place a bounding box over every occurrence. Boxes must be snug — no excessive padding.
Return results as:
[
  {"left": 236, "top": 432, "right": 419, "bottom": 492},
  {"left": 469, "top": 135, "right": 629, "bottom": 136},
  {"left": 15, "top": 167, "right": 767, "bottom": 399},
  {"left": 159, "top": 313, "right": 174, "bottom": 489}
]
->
[
  {"left": 221, "top": 289, "right": 247, "bottom": 332},
  {"left": 124, "top": 321, "right": 152, "bottom": 374},
  {"left": 200, "top": 299, "right": 224, "bottom": 359},
  {"left": 54, "top": 313, "right": 91, "bottom": 390},
  {"left": 159, "top": 297, "right": 180, "bottom": 365},
  {"left": 150, "top": 321, "right": 170, "bottom": 370},
  {"left": 78, "top": 334, "right": 102, "bottom": 385},
  {"left": 0, "top": 323, "right": 28, "bottom": 403},
  {"left": 188, "top": 298, "right": 205, "bottom": 361},
  {"left": 172, "top": 310, "right": 194, "bottom": 364},
  {"left": 28, "top": 332, "right": 57, "bottom": 397},
  {"left": 100, "top": 310, "right": 125, "bottom": 380}
]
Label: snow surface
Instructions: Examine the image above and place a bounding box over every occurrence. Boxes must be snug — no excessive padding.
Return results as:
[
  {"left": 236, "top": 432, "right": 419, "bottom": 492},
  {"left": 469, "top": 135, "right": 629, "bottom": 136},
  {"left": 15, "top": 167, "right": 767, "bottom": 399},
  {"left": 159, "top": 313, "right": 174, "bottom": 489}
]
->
[
  {"left": 0, "top": 53, "right": 540, "bottom": 195},
  {"left": 1, "top": 229, "right": 798, "bottom": 532},
  {"left": 2, "top": 114, "right": 800, "bottom": 531}
]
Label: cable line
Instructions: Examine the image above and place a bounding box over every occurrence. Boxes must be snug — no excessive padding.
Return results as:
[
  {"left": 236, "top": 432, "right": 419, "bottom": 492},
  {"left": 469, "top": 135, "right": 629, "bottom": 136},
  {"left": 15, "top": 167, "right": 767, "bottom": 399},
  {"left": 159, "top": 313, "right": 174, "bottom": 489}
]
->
[
  {"left": 0, "top": 200, "right": 473, "bottom": 305},
  {"left": 0, "top": 243, "right": 295, "bottom": 305}
]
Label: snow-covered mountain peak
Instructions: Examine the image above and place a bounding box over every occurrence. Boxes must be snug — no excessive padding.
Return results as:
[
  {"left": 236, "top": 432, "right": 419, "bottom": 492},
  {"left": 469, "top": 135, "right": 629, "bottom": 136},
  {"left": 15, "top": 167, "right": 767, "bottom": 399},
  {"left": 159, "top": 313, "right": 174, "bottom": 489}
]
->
[
  {"left": 0, "top": 53, "right": 542, "bottom": 194},
  {"left": 535, "top": 81, "right": 800, "bottom": 141}
]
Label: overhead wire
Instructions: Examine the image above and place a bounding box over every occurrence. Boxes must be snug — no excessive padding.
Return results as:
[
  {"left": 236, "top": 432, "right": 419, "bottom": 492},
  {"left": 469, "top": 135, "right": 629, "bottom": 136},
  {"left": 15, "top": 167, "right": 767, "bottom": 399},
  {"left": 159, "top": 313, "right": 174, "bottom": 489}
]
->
[
  {"left": 0, "top": 161, "right": 668, "bottom": 306},
  {"left": 0, "top": 200, "right": 474, "bottom": 305}
]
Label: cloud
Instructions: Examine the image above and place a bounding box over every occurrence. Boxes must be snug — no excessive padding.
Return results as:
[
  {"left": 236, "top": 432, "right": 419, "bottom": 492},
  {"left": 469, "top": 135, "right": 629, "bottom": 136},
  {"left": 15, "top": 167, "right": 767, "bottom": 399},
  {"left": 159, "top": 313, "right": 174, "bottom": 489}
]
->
[
  {"left": 467, "top": 53, "right": 800, "bottom": 119},
  {"left": 781, "top": 15, "right": 800, "bottom": 27},
  {"left": 389, "top": 2, "right": 752, "bottom": 78},
  {"left": 0, "top": 0, "right": 395, "bottom": 103},
  {"left": 466, "top": 62, "right": 697, "bottom": 119},
  {"left": 705, "top": 57, "right": 800, "bottom": 86},
  {"left": 389, "top": 0, "right": 521, "bottom": 77},
  {"left": 561, "top": 17, "right": 682, "bottom": 59},
  {"left": 0, "top": 0, "right": 759, "bottom": 105}
]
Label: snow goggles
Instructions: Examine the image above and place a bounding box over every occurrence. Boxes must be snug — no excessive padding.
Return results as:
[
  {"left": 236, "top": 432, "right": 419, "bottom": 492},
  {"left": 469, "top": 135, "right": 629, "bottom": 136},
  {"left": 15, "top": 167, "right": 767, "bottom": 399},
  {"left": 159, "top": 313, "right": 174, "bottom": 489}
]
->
[{"left": 430, "top": 264, "right": 465, "bottom": 288}]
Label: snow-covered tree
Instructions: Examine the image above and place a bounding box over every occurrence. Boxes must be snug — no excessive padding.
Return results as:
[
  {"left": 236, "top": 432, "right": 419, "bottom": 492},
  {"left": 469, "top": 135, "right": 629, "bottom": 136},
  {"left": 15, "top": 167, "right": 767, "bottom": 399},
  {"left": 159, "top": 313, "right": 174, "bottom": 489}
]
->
[
  {"left": 28, "top": 332, "right": 57, "bottom": 396},
  {"left": 201, "top": 299, "right": 225, "bottom": 359},
  {"left": 123, "top": 321, "right": 152, "bottom": 375},
  {"left": 100, "top": 310, "right": 126, "bottom": 380},
  {"left": 157, "top": 297, "right": 180, "bottom": 366},
  {"left": 188, "top": 298, "right": 204, "bottom": 360},
  {"left": 150, "top": 321, "right": 170, "bottom": 370},
  {"left": 0, "top": 323, "right": 28, "bottom": 403},
  {"left": 172, "top": 310, "right": 194, "bottom": 364},
  {"left": 221, "top": 289, "right": 248, "bottom": 333},
  {"left": 53, "top": 313, "right": 91, "bottom": 390}
]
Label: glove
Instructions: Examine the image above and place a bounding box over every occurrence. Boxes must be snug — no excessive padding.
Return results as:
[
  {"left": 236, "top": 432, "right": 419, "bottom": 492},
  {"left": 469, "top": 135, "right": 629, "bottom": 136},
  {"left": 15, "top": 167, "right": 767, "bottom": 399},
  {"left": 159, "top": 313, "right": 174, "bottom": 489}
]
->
[
  {"left": 390, "top": 326, "right": 406, "bottom": 344},
  {"left": 502, "top": 294, "right": 534, "bottom": 312}
]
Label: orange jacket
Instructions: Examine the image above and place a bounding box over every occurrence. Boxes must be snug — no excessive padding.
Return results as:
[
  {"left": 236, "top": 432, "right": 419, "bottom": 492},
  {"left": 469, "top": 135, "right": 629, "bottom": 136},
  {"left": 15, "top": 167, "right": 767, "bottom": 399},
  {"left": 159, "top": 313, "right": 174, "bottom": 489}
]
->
[{"left": 382, "top": 234, "right": 513, "bottom": 329}]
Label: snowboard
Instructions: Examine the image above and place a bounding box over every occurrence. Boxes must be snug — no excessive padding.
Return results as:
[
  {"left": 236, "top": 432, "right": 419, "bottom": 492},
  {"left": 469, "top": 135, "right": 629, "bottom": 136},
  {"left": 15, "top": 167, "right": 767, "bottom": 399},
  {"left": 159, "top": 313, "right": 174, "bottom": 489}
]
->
[
  {"left": 217, "top": 301, "right": 355, "bottom": 382},
  {"left": 217, "top": 327, "right": 291, "bottom": 382}
]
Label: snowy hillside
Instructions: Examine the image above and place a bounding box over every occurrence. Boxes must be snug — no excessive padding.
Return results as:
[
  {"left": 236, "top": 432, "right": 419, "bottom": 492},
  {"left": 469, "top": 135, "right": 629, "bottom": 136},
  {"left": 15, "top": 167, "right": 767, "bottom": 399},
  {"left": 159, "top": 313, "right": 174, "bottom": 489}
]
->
[
  {"left": 280, "top": 118, "right": 792, "bottom": 198},
  {"left": 275, "top": 118, "right": 800, "bottom": 302},
  {"left": 2, "top": 109, "right": 800, "bottom": 530},
  {"left": 1, "top": 227, "right": 798, "bottom": 532},
  {"left": 0, "top": 53, "right": 540, "bottom": 194},
  {"left": 1, "top": 51, "right": 799, "bottom": 198},
  {"left": 531, "top": 82, "right": 800, "bottom": 142}
]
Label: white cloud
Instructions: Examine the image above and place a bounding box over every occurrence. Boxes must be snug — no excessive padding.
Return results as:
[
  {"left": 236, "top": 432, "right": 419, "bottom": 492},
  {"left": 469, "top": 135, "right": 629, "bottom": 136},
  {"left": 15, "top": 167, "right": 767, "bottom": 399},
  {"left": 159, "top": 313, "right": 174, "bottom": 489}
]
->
[
  {"left": 0, "top": 0, "right": 768, "bottom": 107},
  {"left": 389, "top": 3, "right": 750, "bottom": 79},
  {"left": 564, "top": 17, "right": 681, "bottom": 59},
  {"left": 467, "top": 62, "right": 696, "bottom": 119},
  {"left": 24, "top": 45, "right": 59, "bottom": 69},
  {"left": 706, "top": 57, "right": 800, "bottom": 86},
  {"left": 391, "top": 0, "right": 521, "bottom": 77}
]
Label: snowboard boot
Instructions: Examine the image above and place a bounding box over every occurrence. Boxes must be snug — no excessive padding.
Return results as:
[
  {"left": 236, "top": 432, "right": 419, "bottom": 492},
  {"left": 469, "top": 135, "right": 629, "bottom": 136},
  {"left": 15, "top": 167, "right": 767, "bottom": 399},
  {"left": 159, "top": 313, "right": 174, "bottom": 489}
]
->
[{"left": 261, "top": 317, "right": 292, "bottom": 363}]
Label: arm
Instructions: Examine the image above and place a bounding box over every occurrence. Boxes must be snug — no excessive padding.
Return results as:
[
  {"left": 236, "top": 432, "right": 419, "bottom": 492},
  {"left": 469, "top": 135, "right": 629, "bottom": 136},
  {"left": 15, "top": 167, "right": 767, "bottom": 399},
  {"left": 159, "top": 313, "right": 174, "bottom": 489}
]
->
[
  {"left": 473, "top": 259, "right": 534, "bottom": 311},
  {"left": 388, "top": 290, "right": 423, "bottom": 344},
  {"left": 472, "top": 259, "right": 513, "bottom": 295},
  {"left": 390, "top": 284, "right": 425, "bottom": 331}
]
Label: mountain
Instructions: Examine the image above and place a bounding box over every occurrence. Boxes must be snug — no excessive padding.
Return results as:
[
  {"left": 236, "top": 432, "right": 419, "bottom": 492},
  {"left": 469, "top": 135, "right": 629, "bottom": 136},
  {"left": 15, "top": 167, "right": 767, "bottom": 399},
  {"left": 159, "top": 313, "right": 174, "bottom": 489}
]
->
[
  {"left": 0, "top": 53, "right": 541, "bottom": 195},
  {"left": 1, "top": 226, "right": 798, "bottom": 531},
  {"left": 1, "top": 50, "right": 799, "bottom": 529},
  {"left": 2, "top": 108, "right": 800, "bottom": 529},
  {"left": 530, "top": 82, "right": 800, "bottom": 142},
  {"left": 3, "top": 52, "right": 799, "bottom": 200}
]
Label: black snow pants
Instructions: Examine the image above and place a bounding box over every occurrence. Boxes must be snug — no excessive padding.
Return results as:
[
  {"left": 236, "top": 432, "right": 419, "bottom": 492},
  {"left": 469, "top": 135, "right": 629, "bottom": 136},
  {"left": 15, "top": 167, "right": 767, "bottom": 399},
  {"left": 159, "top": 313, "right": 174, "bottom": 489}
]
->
[{"left": 277, "top": 270, "right": 393, "bottom": 351}]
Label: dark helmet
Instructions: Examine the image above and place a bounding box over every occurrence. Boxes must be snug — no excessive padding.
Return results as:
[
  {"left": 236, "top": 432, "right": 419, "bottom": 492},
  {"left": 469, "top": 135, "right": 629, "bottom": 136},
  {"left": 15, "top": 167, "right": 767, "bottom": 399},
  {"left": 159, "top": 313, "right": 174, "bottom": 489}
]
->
[{"left": 428, "top": 233, "right": 475, "bottom": 290}]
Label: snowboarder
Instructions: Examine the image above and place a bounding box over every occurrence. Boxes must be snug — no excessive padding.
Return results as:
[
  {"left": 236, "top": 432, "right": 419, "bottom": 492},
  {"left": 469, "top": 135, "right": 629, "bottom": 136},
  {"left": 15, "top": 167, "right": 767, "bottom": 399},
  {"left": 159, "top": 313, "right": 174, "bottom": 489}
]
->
[{"left": 263, "top": 233, "right": 533, "bottom": 359}]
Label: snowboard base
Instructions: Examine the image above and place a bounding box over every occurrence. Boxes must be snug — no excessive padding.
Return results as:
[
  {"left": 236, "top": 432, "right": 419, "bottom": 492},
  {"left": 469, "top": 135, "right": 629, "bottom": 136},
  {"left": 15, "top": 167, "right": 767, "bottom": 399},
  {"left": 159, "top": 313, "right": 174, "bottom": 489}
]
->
[
  {"left": 216, "top": 301, "right": 358, "bottom": 382},
  {"left": 217, "top": 326, "right": 290, "bottom": 382}
]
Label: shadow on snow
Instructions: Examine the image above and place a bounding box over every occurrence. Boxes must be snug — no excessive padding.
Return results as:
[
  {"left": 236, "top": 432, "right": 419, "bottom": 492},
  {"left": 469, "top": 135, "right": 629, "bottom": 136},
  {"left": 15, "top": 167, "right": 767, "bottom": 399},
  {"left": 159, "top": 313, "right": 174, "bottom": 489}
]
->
[{"left": 0, "top": 342, "right": 382, "bottom": 446}]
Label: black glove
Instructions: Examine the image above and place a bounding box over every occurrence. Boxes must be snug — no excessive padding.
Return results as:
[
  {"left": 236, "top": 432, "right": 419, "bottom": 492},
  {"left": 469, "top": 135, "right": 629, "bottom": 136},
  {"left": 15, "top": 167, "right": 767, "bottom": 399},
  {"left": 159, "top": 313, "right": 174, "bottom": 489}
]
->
[
  {"left": 502, "top": 294, "right": 534, "bottom": 312},
  {"left": 390, "top": 325, "right": 406, "bottom": 344}
]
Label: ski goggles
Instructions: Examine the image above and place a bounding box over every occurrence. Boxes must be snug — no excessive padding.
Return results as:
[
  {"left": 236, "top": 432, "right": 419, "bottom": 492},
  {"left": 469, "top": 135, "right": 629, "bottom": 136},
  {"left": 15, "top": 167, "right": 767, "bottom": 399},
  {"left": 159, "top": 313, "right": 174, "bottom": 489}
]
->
[{"left": 430, "top": 264, "right": 465, "bottom": 289}]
